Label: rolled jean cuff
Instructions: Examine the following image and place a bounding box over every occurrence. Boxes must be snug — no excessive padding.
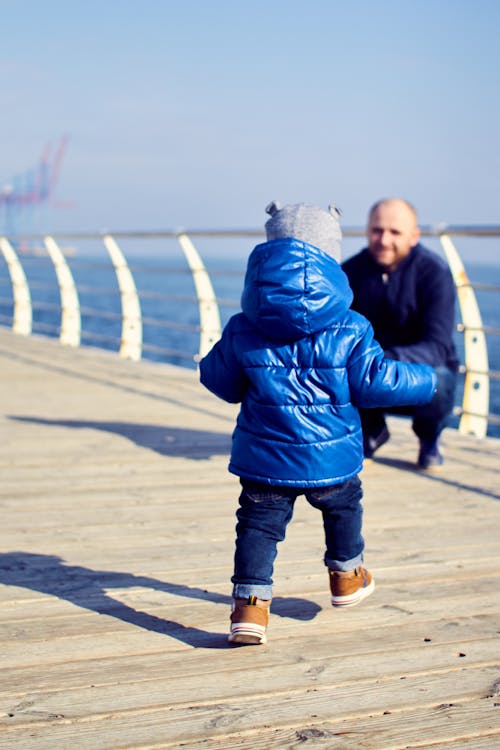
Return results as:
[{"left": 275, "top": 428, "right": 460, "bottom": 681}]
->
[
  {"left": 232, "top": 583, "right": 273, "bottom": 600},
  {"left": 325, "top": 552, "right": 364, "bottom": 572}
]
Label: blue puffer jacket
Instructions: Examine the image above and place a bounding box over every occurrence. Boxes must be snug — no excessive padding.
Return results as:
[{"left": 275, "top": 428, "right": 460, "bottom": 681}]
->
[{"left": 199, "top": 238, "right": 437, "bottom": 486}]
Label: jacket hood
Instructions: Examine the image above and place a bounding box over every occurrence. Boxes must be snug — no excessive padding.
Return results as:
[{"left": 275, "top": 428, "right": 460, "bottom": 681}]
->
[{"left": 241, "top": 238, "right": 353, "bottom": 339}]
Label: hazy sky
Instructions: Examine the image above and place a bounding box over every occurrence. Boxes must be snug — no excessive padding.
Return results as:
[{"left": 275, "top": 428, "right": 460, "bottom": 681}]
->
[{"left": 1, "top": 0, "right": 500, "bottom": 261}]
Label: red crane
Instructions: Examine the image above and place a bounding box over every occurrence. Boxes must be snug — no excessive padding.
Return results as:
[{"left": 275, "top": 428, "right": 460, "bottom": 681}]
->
[{"left": 0, "top": 135, "right": 70, "bottom": 235}]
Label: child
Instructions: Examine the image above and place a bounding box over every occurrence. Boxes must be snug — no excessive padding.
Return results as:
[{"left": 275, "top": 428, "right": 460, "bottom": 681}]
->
[{"left": 199, "top": 202, "right": 437, "bottom": 645}]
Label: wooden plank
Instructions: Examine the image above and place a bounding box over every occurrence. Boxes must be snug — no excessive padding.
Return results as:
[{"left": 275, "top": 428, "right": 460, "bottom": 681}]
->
[
  {"left": 0, "top": 667, "right": 498, "bottom": 749},
  {"left": 0, "top": 614, "right": 497, "bottom": 695},
  {"left": 2, "top": 637, "right": 498, "bottom": 723},
  {"left": 113, "top": 701, "right": 500, "bottom": 750},
  {"left": 1, "top": 594, "right": 499, "bottom": 670},
  {"left": 1, "top": 556, "right": 499, "bottom": 641}
]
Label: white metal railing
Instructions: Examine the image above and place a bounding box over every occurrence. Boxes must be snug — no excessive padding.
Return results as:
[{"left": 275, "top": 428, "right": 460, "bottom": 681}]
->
[
  {"left": 43, "top": 236, "right": 81, "bottom": 347},
  {"left": 0, "top": 227, "right": 499, "bottom": 439},
  {"left": 176, "top": 233, "right": 221, "bottom": 358},
  {"left": 438, "top": 235, "right": 489, "bottom": 438},
  {"left": 0, "top": 237, "right": 32, "bottom": 335},
  {"left": 102, "top": 234, "right": 143, "bottom": 361}
]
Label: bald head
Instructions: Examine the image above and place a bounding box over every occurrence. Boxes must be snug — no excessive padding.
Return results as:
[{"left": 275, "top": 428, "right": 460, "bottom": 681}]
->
[
  {"left": 368, "top": 198, "right": 418, "bottom": 225},
  {"left": 366, "top": 198, "right": 421, "bottom": 271}
]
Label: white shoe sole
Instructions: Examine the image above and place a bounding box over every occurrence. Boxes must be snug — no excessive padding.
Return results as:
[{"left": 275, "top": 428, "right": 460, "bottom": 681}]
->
[
  {"left": 228, "top": 623, "right": 267, "bottom": 645},
  {"left": 331, "top": 578, "right": 375, "bottom": 607}
]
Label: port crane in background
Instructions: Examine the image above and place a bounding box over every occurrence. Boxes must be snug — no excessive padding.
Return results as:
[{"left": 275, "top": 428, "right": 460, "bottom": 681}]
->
[{"left": 0, "top": 135, "right": 69, "bottom": 238}]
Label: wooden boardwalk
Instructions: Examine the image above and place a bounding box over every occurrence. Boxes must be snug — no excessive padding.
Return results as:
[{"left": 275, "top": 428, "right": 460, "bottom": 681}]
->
[{"left": 0, "top": 326, "right": 499, "bottom": 750}]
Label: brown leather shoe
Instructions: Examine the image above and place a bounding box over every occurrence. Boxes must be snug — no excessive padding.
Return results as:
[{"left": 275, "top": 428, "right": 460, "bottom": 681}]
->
[
  {"left": 329, "top": 566, "right": 374, "bottom": 607},
  {"left": 228, "top": 597, "right": 270, "bottom": 645}
]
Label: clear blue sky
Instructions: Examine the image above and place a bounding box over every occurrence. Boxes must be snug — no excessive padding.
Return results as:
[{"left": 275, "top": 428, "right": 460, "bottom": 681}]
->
[{"left": 1, "top": 0, "right": 500, "bottom": 260}]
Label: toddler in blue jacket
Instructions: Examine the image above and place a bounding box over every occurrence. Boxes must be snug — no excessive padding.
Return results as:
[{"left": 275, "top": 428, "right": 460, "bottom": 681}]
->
[{"left": 199, "top": 202, "right": 437, "bottom": 645}]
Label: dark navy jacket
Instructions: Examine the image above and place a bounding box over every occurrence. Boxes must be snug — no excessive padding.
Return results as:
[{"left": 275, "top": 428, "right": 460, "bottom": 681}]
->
[
  {"left": 342, "top": 244, "right": 459, "bottom": 371},
  {"left": 199, "top": 239, "right": 437, "bottom": 486}
]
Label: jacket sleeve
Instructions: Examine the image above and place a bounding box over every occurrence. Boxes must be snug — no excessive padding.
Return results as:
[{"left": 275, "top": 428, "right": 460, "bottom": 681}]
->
[
  {"left": 385, "top": 264, "right": 456, "bottom": 365},
  {"left": 199, "top": 318, "right": 249, "bottom": 403},
  {"left": 347, "top": 317, "right": 437, "bottom": 408}
]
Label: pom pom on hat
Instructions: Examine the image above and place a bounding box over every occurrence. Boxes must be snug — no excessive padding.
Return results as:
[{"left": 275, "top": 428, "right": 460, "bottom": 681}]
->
[{"left": 265, "top": 201, "right": 342, "bottom": 261}]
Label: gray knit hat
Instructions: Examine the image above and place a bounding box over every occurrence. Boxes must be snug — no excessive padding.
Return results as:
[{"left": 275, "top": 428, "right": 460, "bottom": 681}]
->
[{"left": 265, "top": 201, "right": 342, "bottom": 261}]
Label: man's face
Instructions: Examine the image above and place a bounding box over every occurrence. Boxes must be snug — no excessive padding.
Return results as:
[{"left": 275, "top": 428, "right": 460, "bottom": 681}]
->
[{"left": 367, "top": 201, "right": 421, "bottom": 271}]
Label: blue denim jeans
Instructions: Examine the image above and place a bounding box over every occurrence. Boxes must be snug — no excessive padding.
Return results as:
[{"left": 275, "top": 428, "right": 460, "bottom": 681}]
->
[
  {"left": 360, "top": 365, "right": 458, "bottom": 443},
  {"left": 232, "top": 476, "right": 364, "bottom": 600}
]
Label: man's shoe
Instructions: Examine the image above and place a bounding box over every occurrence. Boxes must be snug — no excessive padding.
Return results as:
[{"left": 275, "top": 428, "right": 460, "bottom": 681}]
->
[
  {"left": 418, "top": 439, "right": 444, "bottom": 471},
  {"left": 363, "top": 426, "right": 390, "bottom": 459},
  {"left": 228, "top": 596, "right": 270, "bottom": 645},
  {"left": 329, "top": 566, "right": 374, "bottom": 607}
]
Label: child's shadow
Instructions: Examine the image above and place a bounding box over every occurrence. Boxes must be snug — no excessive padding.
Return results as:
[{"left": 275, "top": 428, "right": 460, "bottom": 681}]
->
[
  {"left": 0, "top": 552, "right": 321, "bottom": 649},
  {"left": 8, "top": 416, "right": 231, "bottom": 461}
]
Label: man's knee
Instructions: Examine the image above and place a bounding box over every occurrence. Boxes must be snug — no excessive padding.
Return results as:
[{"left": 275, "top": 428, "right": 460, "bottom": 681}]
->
[{"left": 427, "top": 366, "right": 457, "bottom": 416}]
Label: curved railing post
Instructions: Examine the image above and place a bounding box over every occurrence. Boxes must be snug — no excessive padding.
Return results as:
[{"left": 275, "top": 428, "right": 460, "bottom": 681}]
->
[
  {"left": 44, "top": 236, "right": 81, "bottom": 347},
  {"left": 102, "top": 234, "right": 142, "bottom": 361},
  {"left": 440, "top": 234, "right": 489, "bottom": 438},
  {"left": 177, "top": 233, "right": 222, "bottom": 359},
  {"left": 0, "top": 237, "right": 32, "bottom": 335}
]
